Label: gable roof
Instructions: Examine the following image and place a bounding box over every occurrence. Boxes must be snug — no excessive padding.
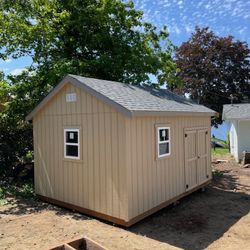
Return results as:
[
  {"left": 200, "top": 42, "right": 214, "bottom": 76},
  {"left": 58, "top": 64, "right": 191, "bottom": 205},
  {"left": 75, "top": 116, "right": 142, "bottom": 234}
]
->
[
  {"left": 26, "top": 74, "right": 216, "bottom": 120},
  {"left": 222, "top": 103, "right": 250, "bottom": 120}
]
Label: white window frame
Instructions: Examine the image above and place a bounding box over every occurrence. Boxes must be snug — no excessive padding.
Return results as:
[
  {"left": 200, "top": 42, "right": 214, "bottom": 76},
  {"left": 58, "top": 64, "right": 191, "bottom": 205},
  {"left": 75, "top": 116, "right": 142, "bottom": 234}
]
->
[
  {"left": 157, "top": 126, "right": 171, "bottom": 158},
  {"left": 64, "top": 129, "right": 80, "bottom": 160}
]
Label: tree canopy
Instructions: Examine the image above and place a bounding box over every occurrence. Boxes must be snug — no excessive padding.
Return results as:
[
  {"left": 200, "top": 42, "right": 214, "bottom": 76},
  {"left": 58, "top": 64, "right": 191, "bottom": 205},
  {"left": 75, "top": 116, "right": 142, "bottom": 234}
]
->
[
  {"left": 0, "top": 0, "right": 178, "bottom": 176},
  {"left": 175, "top": 27, "right": 250, "bottom": 124},
  {"left": 0, "top": 0, "right": 180, "bottom": 119},
  {"left": 0, "top": 0, "right": 177, "bottom": 85},
  {"left": 0, "top": 72, "right": 11, "bottom": 113}
]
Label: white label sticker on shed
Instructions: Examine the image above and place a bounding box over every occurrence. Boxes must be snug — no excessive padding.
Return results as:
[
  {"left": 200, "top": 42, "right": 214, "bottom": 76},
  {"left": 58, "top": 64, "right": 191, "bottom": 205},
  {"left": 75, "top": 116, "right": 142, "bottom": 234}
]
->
[
  {"left": 69, "top": 132, "right": 74, "bottom": 139},
  {"left": 66, "top": 93, "right": 76, "bottom": 102}
]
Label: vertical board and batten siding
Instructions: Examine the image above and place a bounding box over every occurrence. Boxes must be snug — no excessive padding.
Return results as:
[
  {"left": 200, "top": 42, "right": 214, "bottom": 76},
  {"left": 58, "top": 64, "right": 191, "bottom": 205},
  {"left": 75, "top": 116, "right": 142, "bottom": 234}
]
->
[
  {"left": 238, "top": 120, "right": 250, "bottom": 160},
  {"left": 33, "top": 82, "right": 128, "bottom": 220},
  {"left": 125, "top": 115, "right": 211, "bottom": 220}
]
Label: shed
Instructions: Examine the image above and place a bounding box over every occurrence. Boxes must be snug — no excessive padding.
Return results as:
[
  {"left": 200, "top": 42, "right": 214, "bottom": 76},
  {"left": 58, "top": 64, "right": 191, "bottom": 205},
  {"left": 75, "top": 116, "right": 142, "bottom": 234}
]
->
[
  {"left": 26, "top": 74, "right": 216, "bottom": 226},
  {"left": 222, "top": 103, "right": 250, "bottom": 162}
]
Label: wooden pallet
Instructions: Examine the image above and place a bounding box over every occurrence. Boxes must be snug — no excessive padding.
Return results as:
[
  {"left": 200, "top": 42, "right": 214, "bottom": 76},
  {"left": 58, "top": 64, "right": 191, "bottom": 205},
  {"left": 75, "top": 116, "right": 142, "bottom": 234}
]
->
[{"left": 49, "top": 237, "right": 108, "bottom": 250}]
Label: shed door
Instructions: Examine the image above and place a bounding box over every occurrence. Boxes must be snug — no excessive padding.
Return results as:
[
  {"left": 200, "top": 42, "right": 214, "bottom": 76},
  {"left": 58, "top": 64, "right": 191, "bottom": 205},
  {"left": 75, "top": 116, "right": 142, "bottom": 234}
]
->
[
  {"left": 197, "top": 129, "right": 209, "bottom": 185},
  {"left": 184, "top": 130, "right": 198, "bottom": 191},
  {"left": 184, "top": 128, "right": 209, "bottom": 191}
]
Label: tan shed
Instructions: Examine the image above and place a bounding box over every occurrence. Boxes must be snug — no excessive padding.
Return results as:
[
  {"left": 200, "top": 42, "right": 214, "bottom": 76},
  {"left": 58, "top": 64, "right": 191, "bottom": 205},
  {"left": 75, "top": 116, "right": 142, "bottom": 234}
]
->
[{"left": 26, "top": 74, "right": 216, "bottom": 226}]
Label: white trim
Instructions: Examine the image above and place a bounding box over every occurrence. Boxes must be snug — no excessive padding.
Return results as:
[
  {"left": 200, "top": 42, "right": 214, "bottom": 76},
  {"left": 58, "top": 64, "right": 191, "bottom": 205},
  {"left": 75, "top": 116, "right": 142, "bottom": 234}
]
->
[
  {"left": 64, "top": 129, "right": 80, "bottom": 160},
  {"left": 157, "top": 126, "right": 171, "bottom": 158}
]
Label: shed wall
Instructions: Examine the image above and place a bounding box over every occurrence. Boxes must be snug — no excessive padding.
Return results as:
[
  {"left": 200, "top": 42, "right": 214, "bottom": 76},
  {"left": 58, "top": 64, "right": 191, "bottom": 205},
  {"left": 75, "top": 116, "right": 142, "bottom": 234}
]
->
[
  {"left": 238, "top": 120, "right": 250, "bottom": 160},
  {"left": 33, "top": 82, "right": 128, "bottom": 220},
  {"left": 124, "top": 116, "right": 211, "bottom": 220}
]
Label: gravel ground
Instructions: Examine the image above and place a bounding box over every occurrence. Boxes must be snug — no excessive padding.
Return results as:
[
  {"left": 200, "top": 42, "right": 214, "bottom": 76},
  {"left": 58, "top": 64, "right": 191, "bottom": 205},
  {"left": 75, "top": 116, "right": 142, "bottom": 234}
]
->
[{"left": 0, "top": 158, "right": 250, "bottom": 250}]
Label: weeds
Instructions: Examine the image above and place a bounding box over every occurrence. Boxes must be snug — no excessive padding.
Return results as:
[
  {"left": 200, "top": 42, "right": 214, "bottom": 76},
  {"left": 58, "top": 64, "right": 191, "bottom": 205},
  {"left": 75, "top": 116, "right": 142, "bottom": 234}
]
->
[
  {"left": 0, "top": 181, "right": 36, "bottom": 206},
  {"left": 212, "top": 170, "right": 224, "bottom": 177},
  {"left": 0, "top": 186, "right": 7, "bottom": 206}
]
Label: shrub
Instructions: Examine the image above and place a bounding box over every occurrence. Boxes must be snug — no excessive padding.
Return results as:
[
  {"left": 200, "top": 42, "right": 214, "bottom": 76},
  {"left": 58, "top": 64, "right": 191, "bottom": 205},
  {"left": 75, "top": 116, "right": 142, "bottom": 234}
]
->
[{"left": 0, "top": 117, "right": 33, "bottom": 179}]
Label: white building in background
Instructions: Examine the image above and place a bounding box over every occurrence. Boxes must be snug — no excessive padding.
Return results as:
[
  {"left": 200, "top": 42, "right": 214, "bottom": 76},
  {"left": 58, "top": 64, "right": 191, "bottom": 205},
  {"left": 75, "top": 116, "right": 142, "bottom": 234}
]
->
[{"left": 223, "top": 103, "right": 250, "bottom": 162}]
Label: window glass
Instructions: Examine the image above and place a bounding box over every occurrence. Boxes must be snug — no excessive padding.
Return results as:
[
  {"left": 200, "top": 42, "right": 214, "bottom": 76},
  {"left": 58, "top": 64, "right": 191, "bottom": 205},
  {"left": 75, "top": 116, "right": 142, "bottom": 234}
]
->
[
  {"left": 66, "top": 145, "right": 78, "bottom": 157},
  {"left": 64, "top": 129, "right": 79, "bottom": 159},
  {"left": 66, "top": 131, "right": 78, "bottom": 143},
  {"left": 159, "top": 142, "right": 169, "bottom": 155},
  {"left": 159, "top": 129, "right": 169, "bottom": 141},
  {"left": 157, "top": 127, "right": 170, "bottom": 157}
]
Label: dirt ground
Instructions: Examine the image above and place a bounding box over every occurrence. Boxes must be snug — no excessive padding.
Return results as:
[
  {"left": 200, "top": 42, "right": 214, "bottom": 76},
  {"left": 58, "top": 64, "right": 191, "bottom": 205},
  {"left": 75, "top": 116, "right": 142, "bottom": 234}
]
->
[{"left": 1, "top": 158, "right": 250, "bottom": 250}]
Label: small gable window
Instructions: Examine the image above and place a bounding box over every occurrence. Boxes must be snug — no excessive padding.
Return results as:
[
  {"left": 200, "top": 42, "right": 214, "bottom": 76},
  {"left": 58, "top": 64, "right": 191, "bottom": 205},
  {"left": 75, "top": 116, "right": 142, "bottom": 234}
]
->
[
  {"left": 157, "top": 127, "right": 170, "bottom": 158},
  {"left": 64, "top": 129, "right": 80, "bottom": 159},
  {"left": 66, "top": 93, "right": 76, "bottom": 102}
]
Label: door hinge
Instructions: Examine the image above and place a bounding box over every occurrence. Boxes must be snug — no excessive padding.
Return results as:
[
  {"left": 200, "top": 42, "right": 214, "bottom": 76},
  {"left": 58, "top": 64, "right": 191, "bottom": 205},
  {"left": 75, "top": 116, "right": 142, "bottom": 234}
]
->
[
  {"left": 186, "top": 184, "right": 189, "bottom": 189},
  {"left": 206, "top": 131, "right": 208, "bottom": 135}
]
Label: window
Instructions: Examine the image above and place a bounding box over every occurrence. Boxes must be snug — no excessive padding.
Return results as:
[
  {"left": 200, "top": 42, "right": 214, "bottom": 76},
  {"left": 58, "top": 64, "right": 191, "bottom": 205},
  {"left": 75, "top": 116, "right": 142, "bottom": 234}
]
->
[
  {"left": 157, "top": 127, "right": 170, "bottom": 157},
  {"left": 64, "top": 129, "right": 80, "bottom": 159}
]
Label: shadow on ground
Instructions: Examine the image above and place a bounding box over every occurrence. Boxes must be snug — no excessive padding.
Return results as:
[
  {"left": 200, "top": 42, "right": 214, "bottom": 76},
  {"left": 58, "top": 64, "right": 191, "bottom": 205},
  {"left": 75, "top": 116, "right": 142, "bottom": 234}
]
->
[
  {"left": 1, "top": 169, "right": 249, "bottom": 250},
  {"left": 0, "top": 197, "right": 91, "bottom": 222},
  {"left": 0, "top": 198, "right": 49, "bottom": 216},
  {"left": 129, "top": 173, "right": 250, "bottom": 250}
]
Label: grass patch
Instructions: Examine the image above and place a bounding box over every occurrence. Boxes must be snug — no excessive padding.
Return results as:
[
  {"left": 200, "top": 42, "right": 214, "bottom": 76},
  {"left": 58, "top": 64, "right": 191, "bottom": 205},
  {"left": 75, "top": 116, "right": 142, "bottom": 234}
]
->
[{"left": 212, "top": 147, "right": 230, "bottom": 157}]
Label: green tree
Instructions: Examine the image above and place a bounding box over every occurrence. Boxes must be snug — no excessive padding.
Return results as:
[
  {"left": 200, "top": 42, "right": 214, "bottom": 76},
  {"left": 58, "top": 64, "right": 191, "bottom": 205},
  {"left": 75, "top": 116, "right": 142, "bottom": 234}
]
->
[
  {"left": 0, "top": 0, "right": 178, "bottom": 176},
  {"left": 0, "top": 0, "right": 179, "bottom": 119},
  {"left": 0, "top": 72, "right": 11, "bottom": 112},
  {"left": 0, "top": 72, "right": 33, "bottom": 177},
  {"left": 174, "top": 27, "right": 250, "bottom": 125},
  {"left": 0, "top": 0, "right": 177, "bottom": 85}
]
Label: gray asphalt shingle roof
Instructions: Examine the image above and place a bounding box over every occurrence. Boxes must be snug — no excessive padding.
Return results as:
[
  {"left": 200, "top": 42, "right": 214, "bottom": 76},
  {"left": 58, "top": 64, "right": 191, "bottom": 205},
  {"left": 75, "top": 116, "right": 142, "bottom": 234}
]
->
[
  {"left": 223, "top": 103, "right": 250, "bottom": 120},
  {"left": 26, "top": 74, "right": 216, "bottom": 120},
  {"left": 70, "top": 75, "right": 214, "bottom": 114}
]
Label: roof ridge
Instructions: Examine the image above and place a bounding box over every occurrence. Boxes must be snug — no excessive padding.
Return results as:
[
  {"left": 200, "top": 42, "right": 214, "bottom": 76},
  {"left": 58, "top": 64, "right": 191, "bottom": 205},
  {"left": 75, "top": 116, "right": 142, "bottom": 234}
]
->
[
  {"left": 69, "top": 74, "right": 129, "bottom": 86},
  {"left": 71, "top": 74, "right": 200, "bottom": 106},
  {"left": 26, "top": 74, "right": 216, "bottom": 120}
]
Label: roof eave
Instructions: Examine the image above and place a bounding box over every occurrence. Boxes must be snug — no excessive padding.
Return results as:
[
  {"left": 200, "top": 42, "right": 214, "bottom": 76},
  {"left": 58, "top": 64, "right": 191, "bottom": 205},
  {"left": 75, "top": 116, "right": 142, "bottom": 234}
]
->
[
  {"left": 25, "top": 75, "right": 71, "bottom": 121},
  {"left": 25, "top": 75, "right": 133, "bottom": 121},
  {"left": 132, "top": 110, "right": 217, "bottom": 117}
]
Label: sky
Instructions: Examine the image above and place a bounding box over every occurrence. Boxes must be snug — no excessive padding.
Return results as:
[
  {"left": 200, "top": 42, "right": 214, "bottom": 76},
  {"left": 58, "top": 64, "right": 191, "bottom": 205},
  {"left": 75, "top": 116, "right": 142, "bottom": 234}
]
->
[
  {"left": 134, "top": 0, "right": 250, "bottom": 45},
  {"left": 0, "top": 0, "right": 249, "bottom": 76}
]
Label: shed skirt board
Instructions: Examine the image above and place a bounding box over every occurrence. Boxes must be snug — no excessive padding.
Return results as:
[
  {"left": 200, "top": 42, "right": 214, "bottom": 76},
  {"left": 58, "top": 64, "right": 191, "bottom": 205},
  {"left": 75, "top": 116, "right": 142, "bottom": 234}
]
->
[
  {"left": 37, "top": 180, "right": 211, "bottom": 227},
  {"left": 184, "top": 127, "right": 210, "bottom": 191}
]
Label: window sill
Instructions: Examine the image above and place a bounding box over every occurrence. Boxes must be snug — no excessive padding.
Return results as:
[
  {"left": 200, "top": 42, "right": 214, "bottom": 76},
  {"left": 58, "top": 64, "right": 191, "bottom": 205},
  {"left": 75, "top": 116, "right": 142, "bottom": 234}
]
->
[
  {"left": 156, "top": 154, "right": 171, "bottom": 161},
  {"left": 63, "top": 158, "right": 83, "bottom": 163}
]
